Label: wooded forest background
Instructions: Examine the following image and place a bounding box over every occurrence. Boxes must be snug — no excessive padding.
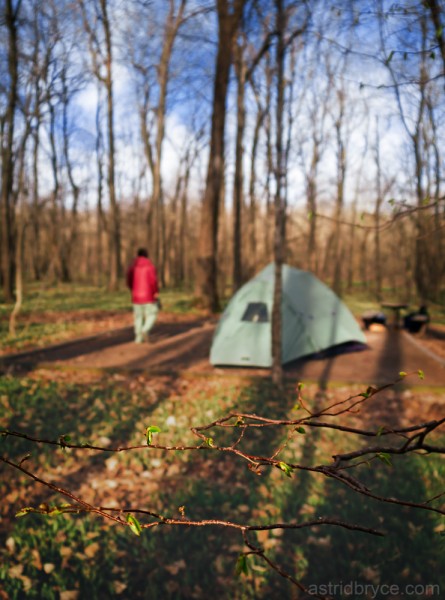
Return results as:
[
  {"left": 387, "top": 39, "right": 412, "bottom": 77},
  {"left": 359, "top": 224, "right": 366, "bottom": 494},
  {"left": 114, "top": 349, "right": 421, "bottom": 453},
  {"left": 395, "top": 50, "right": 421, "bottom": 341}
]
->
[{"left": 1, "top": 0, "right": 444, "bottom": 311}]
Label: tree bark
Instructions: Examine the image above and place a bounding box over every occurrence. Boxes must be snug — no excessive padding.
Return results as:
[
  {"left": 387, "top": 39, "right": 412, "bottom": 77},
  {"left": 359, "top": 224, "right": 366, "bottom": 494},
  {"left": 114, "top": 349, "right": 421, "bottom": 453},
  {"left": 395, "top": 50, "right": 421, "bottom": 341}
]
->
[
  {"left": 271, "top": 0, "right": 286, "bottom": 386},
  {"left": 61, "top": 66, "right": 81, "bottom": 282},
  {"left": 1, "top": 0, "right": 20, "bottom": 303},
  {"left": 247, "top": 87, "right": 265, "bottom": 278},
  {"left": 426, "top": 0, "right": 445, "bottom": 93},
  {"left": 232, "top": 37, "right": 247, "bottom": 292},
  {"left": 100, "top": 0, "right": 121, "bottom": 290},
  {"left": 95, "top": 91, "right": 106, "bottom": 287},
  {"left": 196, "top": 0, "right": 245, "bottom": 312},
  {"left": 47, "top": 100, "right": 62, "bottom": 281},
  {"left": 374, "top": 120, "right": 383, "bottom": 301}
]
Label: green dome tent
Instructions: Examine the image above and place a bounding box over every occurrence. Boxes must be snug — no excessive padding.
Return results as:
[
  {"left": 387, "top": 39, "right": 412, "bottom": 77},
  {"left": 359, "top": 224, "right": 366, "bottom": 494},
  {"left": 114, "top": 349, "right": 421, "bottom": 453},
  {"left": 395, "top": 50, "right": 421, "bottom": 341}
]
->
[{"left": 210, "top": 263, "right": 366, "bottom": 367}]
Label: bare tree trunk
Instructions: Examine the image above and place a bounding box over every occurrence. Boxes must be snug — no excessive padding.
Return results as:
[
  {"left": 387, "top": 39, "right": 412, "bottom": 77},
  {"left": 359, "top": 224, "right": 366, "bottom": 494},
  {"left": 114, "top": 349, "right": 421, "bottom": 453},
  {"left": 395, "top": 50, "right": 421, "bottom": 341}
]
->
[
  {"left": 196, "top": 0, "right": 245, "bottom": 312},
  {"left": 9, "top": 198, "right": 26, "bottom": 337},
  {"left": 374, "top": 119, "right": 383, "bottom": 301},
  {"left": 177, "top": 145, "right": 196, "bottom": 286},
  {"left": 99, "top": 0, "right": 121, "bottom": 290},
  {"left": 346, "top": 198, "right": 357, "bottom": 293},
  {"left": 303, "top": 93, "right": 328, "bottom": 275},
  {"left": 31, "top": 125, "right": 42, "bottom": 280},
  {"left": 264, "top": 54, "right": 274, "bottom": 261},
  {"left": 133, "top": 0, "right": 186, "bottom": 284},
  {"left": 60, "top": 66, "right": 81, "bottom": 282},
  {"left": 424, "top": 92, "right": 444, "bottom": 301},
  {"left": 9, "top": 223, "right": 23, "bottom": 336},
  {"left": 360, "top": 229, "right": 371, "bottom": 291},
  {"left": 156, "top": 0, "right": 186, "bottom": 284},
  {"left": 247, "top": 88, "right": 265, "bottom": 278},
  {"left": 331, "top": 90, "right": 347, "bottom": 296},
  {"left": 232, "top": 37, "right": 246, "bottom": 292},
  {"left": 47, "top": 100, "right": 62, "bottom": 281},
  {"left": 1, "top": 0, "right": 20, "bottom": 303},
  {"left": 382, "top": 10, "right": 438, "bottom": 301},
  {"left": 271, "top": 0, "right": 286, "bottom": 386},
  {"left": 95, "top": 94, "right": 106, "bottom": 287},
  {"left": 9, "top": 100, "right": 32, "bottom": 336},
  {"left": 306, "top": 149, "right": 319, "bottom": 274},
  {"left": 426, "top": 0, "right": 445, "bottom": 93}
]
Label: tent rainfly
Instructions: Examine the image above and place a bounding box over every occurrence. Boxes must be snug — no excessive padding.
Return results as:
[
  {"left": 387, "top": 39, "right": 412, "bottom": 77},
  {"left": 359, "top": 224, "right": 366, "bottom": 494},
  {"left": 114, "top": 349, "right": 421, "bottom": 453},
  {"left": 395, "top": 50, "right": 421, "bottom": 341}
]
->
[{"left": 210, "top": 263, "right": 367, "bottom": 367}]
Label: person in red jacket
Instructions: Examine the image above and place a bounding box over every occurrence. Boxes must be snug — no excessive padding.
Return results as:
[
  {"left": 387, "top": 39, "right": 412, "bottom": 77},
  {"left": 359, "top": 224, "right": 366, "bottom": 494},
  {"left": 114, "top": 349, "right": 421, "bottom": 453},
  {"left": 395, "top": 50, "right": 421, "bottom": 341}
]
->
[{"left": 126, "top": 248, "right": 159, "bottom": 343}]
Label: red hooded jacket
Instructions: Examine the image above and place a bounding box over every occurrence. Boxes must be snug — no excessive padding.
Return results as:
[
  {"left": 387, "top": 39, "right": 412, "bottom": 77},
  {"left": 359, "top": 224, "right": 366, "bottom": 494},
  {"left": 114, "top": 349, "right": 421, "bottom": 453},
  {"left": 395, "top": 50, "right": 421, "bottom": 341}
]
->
[{"left": 126, "top": 256, "right": 159, "bottom": 304}]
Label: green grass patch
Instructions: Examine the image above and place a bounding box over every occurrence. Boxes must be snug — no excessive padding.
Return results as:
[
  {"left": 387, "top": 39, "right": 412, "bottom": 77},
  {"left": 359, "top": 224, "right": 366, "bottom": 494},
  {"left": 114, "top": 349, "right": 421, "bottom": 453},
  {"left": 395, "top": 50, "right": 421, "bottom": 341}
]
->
[
  {"left": 0, "top": 283, "right": 204, "bottom": 354},
  {"left": 0, "top": 283, "right": 130, "bottom": 316},
  {"left": 0, "top": 282, "right": 202, "bottom": 318}
]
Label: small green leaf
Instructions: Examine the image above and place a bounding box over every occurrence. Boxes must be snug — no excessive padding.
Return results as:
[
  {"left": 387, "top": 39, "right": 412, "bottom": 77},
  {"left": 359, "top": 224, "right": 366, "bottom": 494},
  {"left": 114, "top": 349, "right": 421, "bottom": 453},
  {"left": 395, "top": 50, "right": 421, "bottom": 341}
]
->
[
  {"left": 278, "top": 462, "right": 293, "bottom": 478},
  {"left": 385, "top": 50, "right": 395, "bottom": 65},
  {"left": 146, "top": 425, "right": 161, "bottom": 445},
  {"left": 376, "top": 426, "right": 386, "bottom": 437},
  {"left": 418, "top": 369, "right": 425, "bottom": 380},
  {"left": 295, "top": 426, "right": 306, "bottom": 434},
  {"left": 377, "top": 452, "right": 392, "bottom": 467},
  {"left": 18, "top": 453, "right": 31, "bottom": 467},
  {"left": 235, "top": 417, "right": 244, "bottom": 426},
  {"left": 359, "top": 386, "right": 376, "bottom": 400},
  {"left": 48, "top": 507, "right": 63, "bottom": 516},
  {"left": 15, "top": 507, "right": 33, "bottom": 518},
  {"left": 205, "top": 437, "right": 215, "bottom": 448},
  {"left": 399, "top": 371, "right": 407, "bottom": 378},
  {"left": 126, "top": 514, "right": 142, "bottom": 536},
  {"left": 236, "top": 554, "right": 249, "bottom": 576},
  {"left": 59, "top": 434, "right": 71, "bottom": 447}
]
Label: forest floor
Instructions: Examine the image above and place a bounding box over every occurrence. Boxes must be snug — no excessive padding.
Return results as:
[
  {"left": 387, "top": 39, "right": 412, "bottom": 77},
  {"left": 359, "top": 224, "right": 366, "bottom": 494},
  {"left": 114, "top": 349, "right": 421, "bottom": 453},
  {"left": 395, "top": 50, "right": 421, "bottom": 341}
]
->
[{"left": 1, "top": 311, "right": 445, "bottom": 598}]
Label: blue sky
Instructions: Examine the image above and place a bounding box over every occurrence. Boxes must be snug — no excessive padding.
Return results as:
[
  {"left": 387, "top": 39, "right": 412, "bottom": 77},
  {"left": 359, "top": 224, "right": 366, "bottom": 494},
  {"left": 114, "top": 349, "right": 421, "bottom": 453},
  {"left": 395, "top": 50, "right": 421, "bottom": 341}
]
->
[{"left": 16, "top": 0, "right": 443, "bottom": 213}]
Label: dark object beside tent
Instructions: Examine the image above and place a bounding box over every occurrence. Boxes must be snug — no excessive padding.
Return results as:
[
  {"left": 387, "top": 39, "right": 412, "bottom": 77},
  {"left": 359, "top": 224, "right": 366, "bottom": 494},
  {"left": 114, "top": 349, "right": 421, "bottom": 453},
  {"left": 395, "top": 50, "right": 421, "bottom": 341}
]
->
[
  {"left": 404, "top": 306, "right": 429, "bottom": 334},
  {"left": 362, "top": 311, "right": 387, "bottom": 330}
]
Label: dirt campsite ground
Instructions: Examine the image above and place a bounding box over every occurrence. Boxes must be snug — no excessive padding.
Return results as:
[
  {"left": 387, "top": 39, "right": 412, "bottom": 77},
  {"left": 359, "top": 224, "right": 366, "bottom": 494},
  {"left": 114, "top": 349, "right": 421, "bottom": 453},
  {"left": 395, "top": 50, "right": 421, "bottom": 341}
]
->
[{"left": 2, "top": 312, "right": 445, "bottom": 388}]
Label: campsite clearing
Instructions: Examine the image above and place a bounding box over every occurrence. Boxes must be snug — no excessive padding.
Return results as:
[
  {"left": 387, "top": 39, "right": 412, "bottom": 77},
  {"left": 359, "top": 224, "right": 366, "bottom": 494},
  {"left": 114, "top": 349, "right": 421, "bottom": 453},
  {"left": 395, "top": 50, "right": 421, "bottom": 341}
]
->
[{"left": 2, "top": 313, "right": 444, "bottom": 387}]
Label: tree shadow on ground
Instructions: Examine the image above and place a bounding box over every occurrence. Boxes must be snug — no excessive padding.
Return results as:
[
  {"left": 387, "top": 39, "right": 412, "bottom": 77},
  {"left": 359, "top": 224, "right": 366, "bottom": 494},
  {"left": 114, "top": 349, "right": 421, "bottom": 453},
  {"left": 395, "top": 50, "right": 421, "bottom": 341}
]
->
[
  {"left": 0, "top": 371, "right": 188, "bottom": 529},
  {"left": 0, "top": 373, "right": 301, "bottom": 599},
  {"left": 297, "top": 453, "right": 445, "bottom": 599},
  {"left": 262, "top": 327, "right": 445, "bottom": 599},
  {"left": 0, "top": 319, "right": 208, "bottom": 373},
  {"left": 106, "top": 378, "right": 300, "bottom": 599}
]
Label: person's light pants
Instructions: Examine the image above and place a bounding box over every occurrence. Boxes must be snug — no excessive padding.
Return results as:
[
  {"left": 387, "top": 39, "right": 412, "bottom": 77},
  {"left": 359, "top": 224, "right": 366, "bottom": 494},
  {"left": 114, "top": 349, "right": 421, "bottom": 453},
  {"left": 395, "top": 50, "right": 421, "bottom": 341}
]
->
[{"left": 133, "top": 303, "right": 158, "bottom": 342}]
